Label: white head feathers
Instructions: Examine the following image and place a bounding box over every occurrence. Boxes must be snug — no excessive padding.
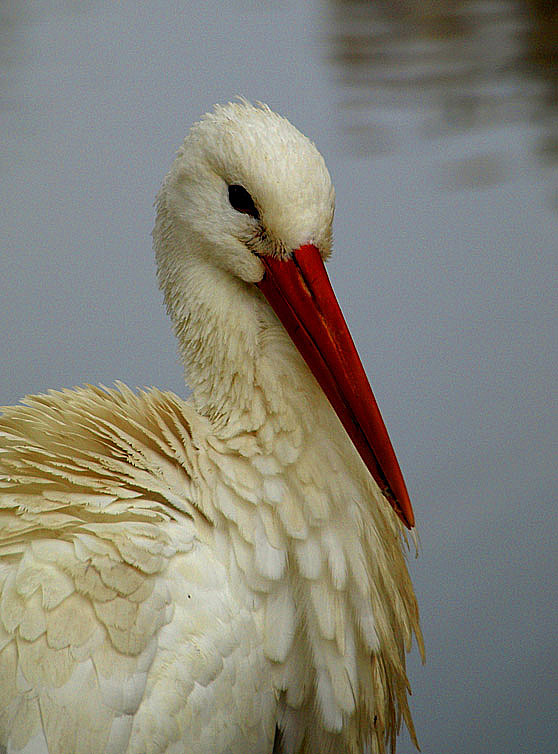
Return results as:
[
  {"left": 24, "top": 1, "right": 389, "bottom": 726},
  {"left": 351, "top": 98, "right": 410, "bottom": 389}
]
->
[{"left": 154, "top": 101, "right": 335, "bottom": 286}]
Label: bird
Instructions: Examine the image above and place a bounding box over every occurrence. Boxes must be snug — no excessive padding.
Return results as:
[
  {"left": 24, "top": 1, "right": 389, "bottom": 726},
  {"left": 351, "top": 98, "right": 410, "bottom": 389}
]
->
[{"left": 0, "top": 101, "right": 423, "bottom": 754}]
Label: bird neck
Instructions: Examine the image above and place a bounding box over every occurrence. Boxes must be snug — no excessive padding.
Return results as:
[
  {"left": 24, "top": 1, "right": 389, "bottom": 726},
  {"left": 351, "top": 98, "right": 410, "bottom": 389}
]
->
[
  {"left": 178, "top": 267, "right": 262, "bottom": 429},
  {"left": 162, "top": 250, "right": 325, "bottom": 443}
]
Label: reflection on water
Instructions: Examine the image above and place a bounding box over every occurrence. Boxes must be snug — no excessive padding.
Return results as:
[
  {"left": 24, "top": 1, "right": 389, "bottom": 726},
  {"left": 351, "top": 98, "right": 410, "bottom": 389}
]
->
[
  {"left": 2, "top": 0, "right": 556, "bottom": 199},
  {"left": 328, "top": 0, "right": 557, "bottom": 192}
]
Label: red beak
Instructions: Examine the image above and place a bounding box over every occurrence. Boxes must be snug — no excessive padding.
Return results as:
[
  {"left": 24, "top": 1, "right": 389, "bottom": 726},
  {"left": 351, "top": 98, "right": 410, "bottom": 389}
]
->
[{"left": 256, "top": 244, "right": 414, "bottom": 529}]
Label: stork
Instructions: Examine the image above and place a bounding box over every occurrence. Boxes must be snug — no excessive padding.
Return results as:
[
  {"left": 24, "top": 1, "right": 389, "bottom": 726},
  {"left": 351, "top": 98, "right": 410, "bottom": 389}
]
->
[{"left": 0, "top": 102, "right": 423, "bottom": 754}]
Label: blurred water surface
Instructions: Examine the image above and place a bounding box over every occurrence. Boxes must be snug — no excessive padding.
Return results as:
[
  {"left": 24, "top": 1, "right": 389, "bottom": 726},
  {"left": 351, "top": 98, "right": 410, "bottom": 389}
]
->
[
  {"left": 1, "top": 2, "right": 557, "bottom": 754},
  {"left": 329, "top": 0, "right": 557, "bottom": 195}
]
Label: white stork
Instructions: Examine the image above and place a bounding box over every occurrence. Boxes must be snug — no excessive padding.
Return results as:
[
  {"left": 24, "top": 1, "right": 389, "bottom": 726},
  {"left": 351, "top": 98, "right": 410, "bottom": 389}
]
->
[{"left": 0, "top": 102, "right": 423, "bottom": 754}]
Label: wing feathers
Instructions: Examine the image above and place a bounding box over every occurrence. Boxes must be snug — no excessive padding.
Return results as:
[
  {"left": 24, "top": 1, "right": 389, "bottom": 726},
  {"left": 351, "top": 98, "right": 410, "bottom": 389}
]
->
[{"left": 0, "top": 385, "right": 202, "bottom": 754}]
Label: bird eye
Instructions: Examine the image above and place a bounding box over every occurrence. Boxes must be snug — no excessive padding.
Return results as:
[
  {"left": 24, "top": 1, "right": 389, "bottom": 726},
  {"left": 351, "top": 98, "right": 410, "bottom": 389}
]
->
[{"left": 228, "top": 184, "right": 259, "bottom": 219}]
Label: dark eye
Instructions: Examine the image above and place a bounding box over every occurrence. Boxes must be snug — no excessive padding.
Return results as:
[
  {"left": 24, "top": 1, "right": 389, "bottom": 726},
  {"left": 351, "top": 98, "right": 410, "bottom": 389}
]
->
[{"left": 228, "top": 184, "right": 259, "bottom": 219}]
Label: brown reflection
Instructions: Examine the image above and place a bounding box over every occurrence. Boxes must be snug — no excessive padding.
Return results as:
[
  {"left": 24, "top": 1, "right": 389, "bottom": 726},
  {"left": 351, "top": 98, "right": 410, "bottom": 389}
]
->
[{"left": 327, "top": 0, "right": 557, "bottom": 188}]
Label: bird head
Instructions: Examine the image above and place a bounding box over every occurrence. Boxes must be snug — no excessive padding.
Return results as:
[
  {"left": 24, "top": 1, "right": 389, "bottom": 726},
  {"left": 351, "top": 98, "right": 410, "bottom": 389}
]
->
[{"left": 156, "top": 101, "right": 335, "bottom": 285}]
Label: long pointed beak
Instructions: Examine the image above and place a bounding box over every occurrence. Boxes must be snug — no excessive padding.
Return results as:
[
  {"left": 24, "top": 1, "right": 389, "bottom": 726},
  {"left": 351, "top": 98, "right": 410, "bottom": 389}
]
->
[{"left": 256, "top": 243, "right": 414, "bottom": 529}]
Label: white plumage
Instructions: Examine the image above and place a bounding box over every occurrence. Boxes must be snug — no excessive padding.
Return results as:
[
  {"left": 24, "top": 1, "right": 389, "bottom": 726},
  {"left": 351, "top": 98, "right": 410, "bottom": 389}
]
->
[{"left": 0, "top": 102, "right": 423, "bottom": 754}]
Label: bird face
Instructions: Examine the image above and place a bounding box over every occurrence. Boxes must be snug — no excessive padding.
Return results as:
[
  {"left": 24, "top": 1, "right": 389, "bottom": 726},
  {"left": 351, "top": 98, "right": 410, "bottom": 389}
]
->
[{"left": 159, "top": 101, "right": 335, "bottom": 283}]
